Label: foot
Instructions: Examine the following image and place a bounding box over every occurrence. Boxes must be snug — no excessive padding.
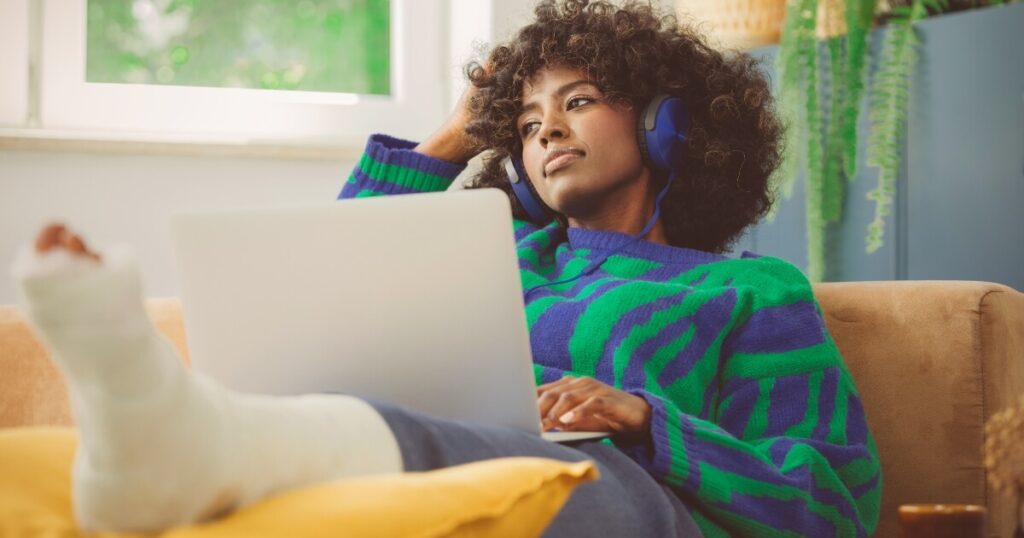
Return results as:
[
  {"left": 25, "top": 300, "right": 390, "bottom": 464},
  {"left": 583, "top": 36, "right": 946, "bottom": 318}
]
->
[
  {"left": 15, "top": 222, "right": 239, "bottom": 530},
  {"left": 34, "top": 222, "right": 102, "bottom": 262},
  {"left": 12, "top": 223, "right": 402, "bottom": 532}
]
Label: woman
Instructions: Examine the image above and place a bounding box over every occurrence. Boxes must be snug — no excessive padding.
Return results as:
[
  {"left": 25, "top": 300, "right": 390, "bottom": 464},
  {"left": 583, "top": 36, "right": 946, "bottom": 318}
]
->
[{"left": 14, "top": 1, "right": 881, "bottom": 536}]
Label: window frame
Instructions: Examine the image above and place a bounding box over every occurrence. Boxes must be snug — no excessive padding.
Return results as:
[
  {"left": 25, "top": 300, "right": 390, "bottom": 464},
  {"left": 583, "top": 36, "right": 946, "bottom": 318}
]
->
[
  {"left": 0, "top": 0, "right": 30, "bottom": 127},
  {"left": 36, "top": 0, "right": 449, "bottom": 145}
]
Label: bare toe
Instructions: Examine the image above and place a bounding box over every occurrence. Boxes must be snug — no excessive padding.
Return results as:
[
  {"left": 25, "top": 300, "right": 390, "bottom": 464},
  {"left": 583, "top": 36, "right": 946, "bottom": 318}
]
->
[
  {"left": 61, "top": 231, "right": 102, "bottom": 262},
  {"left": 35, "top": 222, "right": 102, "bottom": 262},
  {"left": 35, "top": 223, "right": 68, "bottom": 254}
]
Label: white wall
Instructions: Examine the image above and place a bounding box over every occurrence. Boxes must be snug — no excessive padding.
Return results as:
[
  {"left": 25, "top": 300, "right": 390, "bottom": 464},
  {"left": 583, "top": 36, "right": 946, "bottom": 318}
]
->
[{"left": 0, "top": 150, "right": 356, "bottom": 303}]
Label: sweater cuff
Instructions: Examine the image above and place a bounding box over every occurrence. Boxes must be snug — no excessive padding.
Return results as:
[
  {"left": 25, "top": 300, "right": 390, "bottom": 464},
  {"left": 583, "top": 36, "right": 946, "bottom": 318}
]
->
[
  {"left": 364, "top": 133, "right": 467, "bottom": 181},
  {"left": 631, "top": 390, "right": 678, "bottom": 480},
  {"left": 620, "top": 388, "right": 707, "bottom": 493}
]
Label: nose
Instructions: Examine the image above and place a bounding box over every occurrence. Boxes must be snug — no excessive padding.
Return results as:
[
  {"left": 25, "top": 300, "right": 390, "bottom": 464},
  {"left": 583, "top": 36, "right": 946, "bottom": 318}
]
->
[{"left": 538, "top": 113, "right": 568, "bottom": 147}]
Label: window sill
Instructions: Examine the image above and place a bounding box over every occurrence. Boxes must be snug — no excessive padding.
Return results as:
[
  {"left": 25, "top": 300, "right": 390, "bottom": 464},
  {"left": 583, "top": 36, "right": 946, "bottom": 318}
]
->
[{"left": 0, "top": 128, "right": 366, "bottom": 161}]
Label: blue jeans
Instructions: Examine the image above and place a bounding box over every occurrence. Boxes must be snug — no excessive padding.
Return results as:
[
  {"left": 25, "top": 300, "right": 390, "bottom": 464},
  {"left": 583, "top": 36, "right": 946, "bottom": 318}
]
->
[{"left": 368, "top": 399, "right": 704, "bottom": 538}]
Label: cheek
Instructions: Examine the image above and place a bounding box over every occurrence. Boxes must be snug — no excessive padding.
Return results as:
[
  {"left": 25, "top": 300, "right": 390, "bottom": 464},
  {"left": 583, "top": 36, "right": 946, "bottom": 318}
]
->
[
  {"left": 521, "top": 146, "right": 545, "bottom": 187},
  {"left": 588, "top": 115, "right": 643, "bottom": 168}
]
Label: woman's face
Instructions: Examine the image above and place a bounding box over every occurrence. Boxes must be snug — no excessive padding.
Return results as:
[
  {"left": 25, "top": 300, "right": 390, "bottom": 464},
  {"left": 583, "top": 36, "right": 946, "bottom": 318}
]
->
[{"left": 517, "top": 65, "right": 651, "bottom": 221}]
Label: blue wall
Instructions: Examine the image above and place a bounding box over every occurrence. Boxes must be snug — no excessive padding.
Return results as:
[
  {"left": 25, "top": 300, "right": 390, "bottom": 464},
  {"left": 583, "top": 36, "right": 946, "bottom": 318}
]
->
[{"left": 733, "top": 3, "right": 1023, "bottom": 291}]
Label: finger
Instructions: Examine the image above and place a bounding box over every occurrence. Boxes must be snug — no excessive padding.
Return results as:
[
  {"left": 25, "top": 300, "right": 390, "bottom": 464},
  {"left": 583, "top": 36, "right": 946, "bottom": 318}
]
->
[
  {"left": 536, "top": 390, "right": 562, "bottom": 424},
  {"left": 565, "top": 413, "right": 622, "bottom": 433},
  {"left": 558, "top": 396, "right": 626, "bottom": 432},
  {"left": 537, "top": 377, "right": 603, "bottom": 429},
  {"left": 556, "top": 396, "right": 613, "bottom": 432},
  {"left": 537, "top": 374, "right": 582, "bottom": 393},
  {"left": 539, "top": 375, "right": 605, "bottom": 393},
  {"left": 540, "top": 389, "right": 583, "bottom": 431},
  {"left": 539, "top": 390, "right": 580, "bottom": 430},
  {"left": 536, "top": 376, "right": 575, "bottom": 414},
  {"left": 543, "top": 388, "right": 598, "bottom": 431}
]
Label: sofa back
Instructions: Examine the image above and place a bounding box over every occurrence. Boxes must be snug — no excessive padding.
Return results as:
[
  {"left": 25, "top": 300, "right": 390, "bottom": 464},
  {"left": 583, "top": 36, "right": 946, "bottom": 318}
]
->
[
  {"left": 0, "top": 297, "right": 189, "bottom": 427},
  {"left": 2, "top": 282, "right": 1022, "bottom": 537}
]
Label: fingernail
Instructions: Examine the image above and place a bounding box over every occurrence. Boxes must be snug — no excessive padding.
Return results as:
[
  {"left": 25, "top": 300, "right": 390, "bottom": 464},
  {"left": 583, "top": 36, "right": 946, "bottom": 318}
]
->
[{"left": 559, "top": 411, "right": 575, "bottom": 424}]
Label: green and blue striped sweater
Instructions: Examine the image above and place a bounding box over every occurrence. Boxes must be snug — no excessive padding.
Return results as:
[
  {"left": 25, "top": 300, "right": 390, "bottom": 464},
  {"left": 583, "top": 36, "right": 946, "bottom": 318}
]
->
[{"left": 339, "top": 134, "right": 882, "bottom": 537}]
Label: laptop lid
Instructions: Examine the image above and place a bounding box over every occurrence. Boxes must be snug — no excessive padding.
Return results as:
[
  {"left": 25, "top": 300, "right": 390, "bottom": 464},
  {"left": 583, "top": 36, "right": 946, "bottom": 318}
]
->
[{"left": 170, "top": 189, "right": 543, "bottom": 436}]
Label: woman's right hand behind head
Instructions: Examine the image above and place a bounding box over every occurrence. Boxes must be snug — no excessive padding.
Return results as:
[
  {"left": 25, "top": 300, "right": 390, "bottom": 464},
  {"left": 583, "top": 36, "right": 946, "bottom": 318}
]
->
[{"left": 413, "top": 68, "right": 487, "bottom": 165}]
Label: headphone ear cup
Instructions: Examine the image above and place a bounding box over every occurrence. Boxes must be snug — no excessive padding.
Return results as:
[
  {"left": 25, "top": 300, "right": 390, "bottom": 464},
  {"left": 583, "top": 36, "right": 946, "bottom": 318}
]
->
[
  {"left": 503, "top": 156, "right": 552, "bottom": 224},
  {"left": 637, "top": 94, "right": 691, "bottom": 172}
]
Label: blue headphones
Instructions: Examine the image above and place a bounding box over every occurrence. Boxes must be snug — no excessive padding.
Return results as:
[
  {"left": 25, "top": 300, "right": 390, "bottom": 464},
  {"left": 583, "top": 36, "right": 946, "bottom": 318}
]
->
[
  {"left": 503, "top": 94, "right": 691, "bottom": 224},
  {"left": 506, "top": 94, "right": 692, "bottom": 298}
]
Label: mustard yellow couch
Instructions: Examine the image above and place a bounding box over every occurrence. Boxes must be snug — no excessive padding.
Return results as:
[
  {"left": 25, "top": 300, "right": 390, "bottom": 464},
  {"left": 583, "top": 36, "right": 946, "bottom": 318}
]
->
[{"left": 2, "top": 280, "right": 1023, "bottom": 537}]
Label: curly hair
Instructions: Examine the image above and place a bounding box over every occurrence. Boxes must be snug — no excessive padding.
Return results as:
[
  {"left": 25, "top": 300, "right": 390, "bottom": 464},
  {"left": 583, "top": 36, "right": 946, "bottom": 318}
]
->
[{"left": 462, "top": 0, "right": 783, "bottom": 254}]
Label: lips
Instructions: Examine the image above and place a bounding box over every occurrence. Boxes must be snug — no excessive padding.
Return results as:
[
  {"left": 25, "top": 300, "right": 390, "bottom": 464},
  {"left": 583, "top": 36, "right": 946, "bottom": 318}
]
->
[{"left": 544, "top": 148, "right": 585, "bottom": 176}]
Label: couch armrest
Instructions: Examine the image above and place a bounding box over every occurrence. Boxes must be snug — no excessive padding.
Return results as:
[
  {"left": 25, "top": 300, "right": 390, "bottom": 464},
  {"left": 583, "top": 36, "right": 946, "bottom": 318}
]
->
[{"left": 813, "top": 281, "right": 1024, "bottom": 538}]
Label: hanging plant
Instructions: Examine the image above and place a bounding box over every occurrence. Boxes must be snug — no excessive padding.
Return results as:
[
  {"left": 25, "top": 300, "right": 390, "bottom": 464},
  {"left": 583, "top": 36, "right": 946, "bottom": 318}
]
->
[
  {"left": 772, "top": 0, "right": 1014, "bottom": 281},
  {"left": 773, "top": 0, "right": 874, "bottom": 282},
  {"left": 865, "top": 0, "right": 1008, "bottom": 252},
  {"left": 863, "top": 0, "right": 940, "bottom": 253}
]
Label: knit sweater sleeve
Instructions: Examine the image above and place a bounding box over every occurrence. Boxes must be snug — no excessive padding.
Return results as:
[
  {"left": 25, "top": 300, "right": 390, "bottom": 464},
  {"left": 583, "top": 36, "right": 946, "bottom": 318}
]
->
[
  {"left": 337, "top": 134, "right": 466, "bottom": 199},
  {"left": 620, "top": 259, "right": 882, "bottom": 537}
]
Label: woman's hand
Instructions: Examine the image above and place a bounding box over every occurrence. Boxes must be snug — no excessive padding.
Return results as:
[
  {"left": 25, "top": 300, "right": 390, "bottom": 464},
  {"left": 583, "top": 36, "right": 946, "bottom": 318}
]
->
[
  {"left": 536, "top": 375, "right": 652, "bottom": 435},
  {"left": 413, "top": 78, "right": 481, "bottom": 165}
]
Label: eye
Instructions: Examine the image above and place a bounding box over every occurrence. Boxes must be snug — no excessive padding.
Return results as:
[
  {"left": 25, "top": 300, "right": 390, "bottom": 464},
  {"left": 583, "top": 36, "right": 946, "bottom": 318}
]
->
[
  {"left": 567, "top": 95, "right": 594, "bottom": 109},
  {"left": 520, "top": 121, "right": 539, "bottom": 136}
]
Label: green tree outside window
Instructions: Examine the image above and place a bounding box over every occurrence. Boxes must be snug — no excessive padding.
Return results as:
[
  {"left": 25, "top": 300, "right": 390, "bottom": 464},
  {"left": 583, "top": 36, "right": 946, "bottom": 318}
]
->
[{"left": 86, "top": 0, "right": 390, "bottom": 95}]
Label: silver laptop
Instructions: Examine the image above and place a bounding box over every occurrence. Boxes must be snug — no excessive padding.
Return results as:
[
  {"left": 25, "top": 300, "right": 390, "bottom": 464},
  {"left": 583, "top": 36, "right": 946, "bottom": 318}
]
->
[{"left": 171, "top": 189, "right": 607, "bottom": 443}]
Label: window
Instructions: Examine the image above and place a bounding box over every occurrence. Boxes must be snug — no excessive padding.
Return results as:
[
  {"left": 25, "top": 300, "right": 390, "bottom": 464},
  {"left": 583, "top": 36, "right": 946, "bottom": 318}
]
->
[
  {"left": 86, "top": 0, "right": 392, "bottom": 96},
  {"left": 20, "top": 0, "right": 455, "bottom": 145}
]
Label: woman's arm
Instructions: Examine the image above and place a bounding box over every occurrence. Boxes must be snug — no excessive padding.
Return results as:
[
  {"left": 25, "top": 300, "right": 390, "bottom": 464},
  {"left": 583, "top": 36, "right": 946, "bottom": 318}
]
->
[
  {"left": 337, "top": 83, "right": 481, "bottom": 201},
  {"left": 620, "top": 261, "right": 882, "bottom": 537},
  {"left": 336, "top": 135, "right": 466, "bottom": 200},
  {"left": 413, "top": 81, "right": 480, "bottom": 164},
  {"left": 627, "top": 366, "right": 880, "bottom": 537}
]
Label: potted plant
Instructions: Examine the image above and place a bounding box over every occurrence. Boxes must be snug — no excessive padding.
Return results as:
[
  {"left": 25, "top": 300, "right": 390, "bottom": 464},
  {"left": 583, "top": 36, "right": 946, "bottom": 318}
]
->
[{"left": 674, "top": 0, "right": 788, "bottom": 50}]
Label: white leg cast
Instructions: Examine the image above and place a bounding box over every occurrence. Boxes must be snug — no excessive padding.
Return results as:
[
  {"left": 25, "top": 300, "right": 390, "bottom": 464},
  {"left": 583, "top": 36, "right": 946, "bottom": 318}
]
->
[{"left": 12, "top": 244, "right": 403, "bottom": 532}]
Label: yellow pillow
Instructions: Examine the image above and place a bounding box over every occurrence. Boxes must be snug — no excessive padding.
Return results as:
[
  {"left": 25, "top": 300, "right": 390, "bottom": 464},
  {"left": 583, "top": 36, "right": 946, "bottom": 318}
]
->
[{"left": 0, "top": 427, "right": 598, "bottom": 538}]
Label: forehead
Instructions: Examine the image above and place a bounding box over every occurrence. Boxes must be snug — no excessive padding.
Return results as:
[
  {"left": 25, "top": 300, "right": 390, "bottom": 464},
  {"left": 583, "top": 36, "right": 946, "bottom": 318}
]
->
[{"left": 521, "top": 65, "right": 593, "bottom": 101}]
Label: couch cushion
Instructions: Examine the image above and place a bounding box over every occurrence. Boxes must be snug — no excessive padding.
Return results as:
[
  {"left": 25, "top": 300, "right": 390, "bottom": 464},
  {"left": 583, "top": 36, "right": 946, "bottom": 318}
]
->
[
  {"left": 813, "top": 280, "right": 1024, "bottom": 538},
  {"left": 0, "top": 298, "right": 189, "bottom": 428},
  {"left": 0, "top": 426, "right": 597, "bottom": 538}
]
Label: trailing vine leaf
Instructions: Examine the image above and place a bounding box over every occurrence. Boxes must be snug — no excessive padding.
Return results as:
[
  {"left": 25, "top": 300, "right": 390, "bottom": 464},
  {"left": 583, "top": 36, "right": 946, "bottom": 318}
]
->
[
  {"left": 822, "top": 36, "right": 846, "bottom": 224},
  {"left": 864, "top": 9, "right": 911, "bottom": 253},
  {"left": 797, "top": 0, "right": 826, "bottom": 282},
  {"left": 864, "top": 0, "right": 943, "bottom": 253},
  {"left": 768, "top": 0, "right": 814, "bottom": 224},
  {"left": 763, "top": 83, "right": 804, "bottom": 225},
  {"left": 841, "top": 0, "right": 874, "bottom": 181}
]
